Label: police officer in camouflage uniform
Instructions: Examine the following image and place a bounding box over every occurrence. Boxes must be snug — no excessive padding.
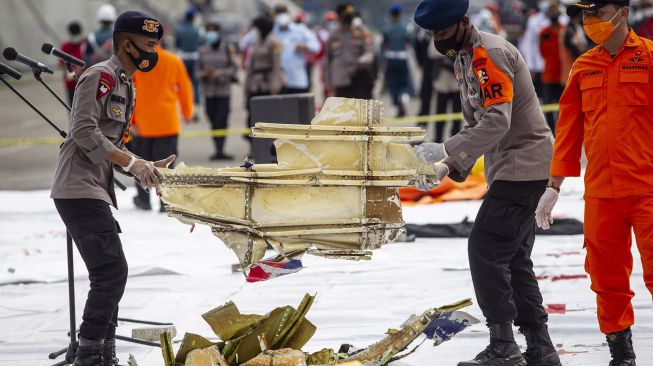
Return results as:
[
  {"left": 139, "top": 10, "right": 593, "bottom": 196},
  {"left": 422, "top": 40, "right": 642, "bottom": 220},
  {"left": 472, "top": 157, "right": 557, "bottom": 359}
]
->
[{"left": 51, "top": 11, "right": 172, "bottom": 366}]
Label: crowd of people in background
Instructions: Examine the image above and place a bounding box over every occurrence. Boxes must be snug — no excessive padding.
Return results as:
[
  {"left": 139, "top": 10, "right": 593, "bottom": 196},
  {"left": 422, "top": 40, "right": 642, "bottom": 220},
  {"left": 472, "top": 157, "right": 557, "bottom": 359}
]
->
[{"left": 54, "top": 0, "right": 653, "bottom": 210}]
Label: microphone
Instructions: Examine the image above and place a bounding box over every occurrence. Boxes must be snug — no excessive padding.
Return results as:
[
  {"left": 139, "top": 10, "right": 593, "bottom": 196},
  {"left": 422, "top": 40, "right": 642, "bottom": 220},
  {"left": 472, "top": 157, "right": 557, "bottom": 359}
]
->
[
  {"left": 42, "top": 43, "right": 85, "bottom": 68},
  {"left": 3, "top": 47, "right": 54, "bottom": 74},
  {"left": 0, "top": 62, "right": 22, "bottom": 80}
]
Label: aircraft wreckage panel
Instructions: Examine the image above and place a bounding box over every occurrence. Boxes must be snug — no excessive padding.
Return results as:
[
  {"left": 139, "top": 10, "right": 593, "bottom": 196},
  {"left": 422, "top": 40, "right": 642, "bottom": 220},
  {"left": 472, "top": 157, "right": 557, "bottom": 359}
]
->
[
  {"left": 160, "top": 97, "right": 436, "bottom": 280},
  {"left": 162, "top": 186, "right": 248, "bottom": 223},
  {"left": 162, "top": 186, "right": 401, "bottom": 227}
]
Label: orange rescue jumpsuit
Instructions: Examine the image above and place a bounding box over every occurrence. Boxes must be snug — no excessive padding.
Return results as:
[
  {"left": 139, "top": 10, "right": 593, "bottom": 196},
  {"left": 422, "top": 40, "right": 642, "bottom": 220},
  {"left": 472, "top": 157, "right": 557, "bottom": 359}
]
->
[
  {"left": 132, "top": 46, "right": 194, "bottom": 137},
  {"left": 552, "top": 29, "right": 653, "bottom": 334}
]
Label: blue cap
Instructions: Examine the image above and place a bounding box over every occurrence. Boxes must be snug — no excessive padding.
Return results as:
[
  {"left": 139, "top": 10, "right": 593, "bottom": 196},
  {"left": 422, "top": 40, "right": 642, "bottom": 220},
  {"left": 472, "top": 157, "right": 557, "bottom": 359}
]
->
[
  {"left": 185, "top": 7, "right": 197, "bottom": 18},
  {"left": 114, "top": 11, "right": 164, "bottom": 40},
  {"left": 389, "top": 3, "right": 402, "bottom": 14},
  {"left": 414, "top": 0, "right": 469, "bottom": 31}
]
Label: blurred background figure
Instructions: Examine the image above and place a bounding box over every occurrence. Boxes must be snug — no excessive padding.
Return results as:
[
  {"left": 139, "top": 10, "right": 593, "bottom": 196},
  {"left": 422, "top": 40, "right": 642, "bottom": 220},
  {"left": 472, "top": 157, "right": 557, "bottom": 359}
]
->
[
  {"left": 294, "top": 11, "right": 306, "bottom": 25},
  {"left": 316, "top": 10, "right": 339, "bottom": 99},
  {"left": 471, "top": 1, "right": 507, "bottom": 37},
  {"left": 295, "top": 11, "right": 320, "bottom": 91},
  {"left": 519, "top": 1, "right": 551, "bottom": 98},
  {"left": 633, "top": 0, "right": 653, "bottom": 39},
  {"left": 85, "top": 3, "right": 116, "bottom": 66},
  {"left": 199, "top": 19, "right": 238, "bottom": 161},
  {"left": 431, "top": 45, "right": 461, "bottom": 143},
  {"left": 414, "top": 27, "right": 436, "bottom": 129},
  {"left": 176, "top": 7, "right": 202, "bottom": 121},
  {"left": 244, "top": 16, "right": 283, "bottom": 143},
  {"left": 131, "top": 43, "right": 194, "bottom": 211},
  {"left": 240, "top": 20, "right": 258, "bottom": 72},
  {"left": 382, "top": 3, "right": 413, "bottom": 118},
  {"left": 326, "top": 4, "right": 375, "bottom": 99},
  {"left": 319, "top": 10, "right": 339, "bottom": 41},
  {"left": 273, "top": 4, "right": 320, "bottom": 94},
  {"left": 559, "top": 11, "right": 591, "bottom": 87},
  {"left": 539, "top": 4, "right": 563, "bottom": 134},
  {"left": 59, "top": 21, "right": 85, "bottom": 105}
]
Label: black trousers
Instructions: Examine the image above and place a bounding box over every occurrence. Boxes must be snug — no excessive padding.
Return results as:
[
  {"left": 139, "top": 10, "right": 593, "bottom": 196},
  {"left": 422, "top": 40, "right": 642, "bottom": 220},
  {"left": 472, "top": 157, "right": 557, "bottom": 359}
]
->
[
  {"left": 205, "top": 96, "right": 230, "bottom": 154},
  {"left": 130, "top": 135, "right": 178, "bottom": 204},
  {"left": 54, "top": 198, "right": 128, "bottom": 340},
  {"left": 418, "top": 59, "right": 435, "bottom": 117},
  {"left": 468, "top": 180, "right": 549, "bottom": 328},
  {"left": 335, "top": 70, "right": 374, "bottom": 99},
  {"left": 434, "top": 91, "right": 462, "bottom": 143},
  {"left": 542, "top": 83, "right": 563, "bottom": 136}
]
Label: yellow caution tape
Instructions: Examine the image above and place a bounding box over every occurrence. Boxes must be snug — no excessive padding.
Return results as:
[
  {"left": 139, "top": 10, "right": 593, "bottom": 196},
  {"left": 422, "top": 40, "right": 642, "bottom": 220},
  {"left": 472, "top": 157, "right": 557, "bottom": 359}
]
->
[
  {"left": 180, "top": 127, "right": 252, "bottom": 138},
  {"left": 0, "top": 136, "right": 65, "bottom": 147},
  {"left": 0, "top": 104, "right": 561, "bottom": 147}
]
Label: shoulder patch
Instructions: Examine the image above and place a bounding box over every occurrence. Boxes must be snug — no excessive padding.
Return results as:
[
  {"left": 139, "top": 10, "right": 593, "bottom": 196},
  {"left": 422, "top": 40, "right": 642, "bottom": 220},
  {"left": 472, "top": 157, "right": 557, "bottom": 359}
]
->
[
  {"left": 472, "top": 47, "right": 513, "bottom": 108},
  {"left": 97, "top": 71, "right": 115, "bottom": 100}
]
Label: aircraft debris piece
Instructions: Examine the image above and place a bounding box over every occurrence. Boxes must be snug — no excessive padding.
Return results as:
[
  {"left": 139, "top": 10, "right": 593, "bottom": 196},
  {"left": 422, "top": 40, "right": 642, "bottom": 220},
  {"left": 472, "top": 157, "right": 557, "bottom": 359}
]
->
[
  {"left": 169, "top": 295, "right": 477, "bottom": 366},
  {"left": 160, "top": 98, "right": 436, "bottom": 280}
]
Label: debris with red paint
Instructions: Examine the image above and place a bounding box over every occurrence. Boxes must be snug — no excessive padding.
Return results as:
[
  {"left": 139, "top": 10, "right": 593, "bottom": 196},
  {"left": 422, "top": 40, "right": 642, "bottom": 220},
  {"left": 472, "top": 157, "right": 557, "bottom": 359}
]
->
[
  {"left": 546, "top": 304, "right": 566, "bottom": 314},
  {"left": 546, "top": 251, "right": 581, "bottom": 258},
  {"left": 246, "top": 257, "right": 304, "bottom": 282},
  {"left": 557, "top": 348, "right": 590, "bottom": 356},
  {"left": 551, "top": 274, "right": 588, "bottom": 282}
]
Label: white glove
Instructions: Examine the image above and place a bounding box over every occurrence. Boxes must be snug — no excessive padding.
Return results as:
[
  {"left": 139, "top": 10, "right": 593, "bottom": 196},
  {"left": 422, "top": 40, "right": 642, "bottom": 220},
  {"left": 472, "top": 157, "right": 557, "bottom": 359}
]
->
[
  {"left": 535, "top": 187, "right": 559, "bottom": 230},
  {"left": 128, "top": 159, "right": 160, "bottom": 189},
  {"left": 414, "top": 142, "right": 448, "bottom": 164},
  {"left": 416, "top": 163, "right": 449, "bottom": 191}
]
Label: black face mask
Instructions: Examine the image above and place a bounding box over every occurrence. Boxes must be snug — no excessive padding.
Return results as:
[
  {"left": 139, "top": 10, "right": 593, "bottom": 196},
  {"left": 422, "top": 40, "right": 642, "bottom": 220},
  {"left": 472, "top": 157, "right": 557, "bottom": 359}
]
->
[
  {"left": 126, "top": 39, "right": 158, "bottom": 72},
  {"left": 433, "top": 22, "right": 468, "bottom": 60}
]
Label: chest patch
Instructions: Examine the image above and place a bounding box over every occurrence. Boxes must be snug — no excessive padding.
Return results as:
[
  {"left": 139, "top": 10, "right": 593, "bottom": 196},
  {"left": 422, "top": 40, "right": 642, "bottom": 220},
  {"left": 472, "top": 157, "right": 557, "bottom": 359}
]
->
[
  {"left": 110, "top": 94, "right": 126, "bottom": 104},
  {"left": 97, "top": 72, "right": 115, "bottom": 100},
  {"left": 621, "top": 64, "right": 649, "bottom": 71}
]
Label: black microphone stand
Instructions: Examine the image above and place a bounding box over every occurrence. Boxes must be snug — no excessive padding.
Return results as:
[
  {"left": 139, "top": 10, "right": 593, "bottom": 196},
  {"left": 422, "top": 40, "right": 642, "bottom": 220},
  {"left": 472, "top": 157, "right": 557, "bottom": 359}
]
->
[
  {"left": 2, "top": 63, "right": 169, "bottom": 366},
  {"left": 0, "top": 74, "right": 66, "bottom": 138},
  {"left": 32, "top": 69, "right": 72, "bottom": 112}
]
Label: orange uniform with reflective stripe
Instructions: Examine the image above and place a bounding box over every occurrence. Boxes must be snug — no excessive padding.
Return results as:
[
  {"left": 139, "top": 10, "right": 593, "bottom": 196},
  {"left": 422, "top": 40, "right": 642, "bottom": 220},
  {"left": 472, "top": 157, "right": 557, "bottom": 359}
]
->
[
  {"left": 552, "top": 29, "right": 653, "bottom": 198},
  {"left": 553, "top": 30, "right": 653, "bottom": 334},
  {"left": 132, "top": 47, "right": 194, "bottom": 138}
]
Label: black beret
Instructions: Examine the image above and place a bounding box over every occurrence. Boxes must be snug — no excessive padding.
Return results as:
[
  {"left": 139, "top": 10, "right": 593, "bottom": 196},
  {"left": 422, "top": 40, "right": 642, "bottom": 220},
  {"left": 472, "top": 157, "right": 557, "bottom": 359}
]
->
[
  {"left": 414, "top": 0, "right": 469, "bottom": 31},
  {"left": 566, "top": 0, "right": 630, "bottom": 17},
  {"left": 113, "top": 11, "right": 163, "bottom": 40}
]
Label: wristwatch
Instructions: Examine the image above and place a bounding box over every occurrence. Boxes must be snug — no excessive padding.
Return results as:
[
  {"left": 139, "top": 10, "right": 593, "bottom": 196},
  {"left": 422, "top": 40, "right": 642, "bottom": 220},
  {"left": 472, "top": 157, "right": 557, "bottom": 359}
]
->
[{"left": 546, "top": 184, "right": 560, "bottom": 193}]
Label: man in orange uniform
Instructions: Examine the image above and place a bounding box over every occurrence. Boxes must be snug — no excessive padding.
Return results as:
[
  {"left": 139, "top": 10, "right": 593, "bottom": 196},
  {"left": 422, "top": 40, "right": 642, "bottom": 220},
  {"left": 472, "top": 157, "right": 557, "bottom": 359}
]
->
[
  {"left": 131, "top": 44, "right": 194, "bottom": 211},
  {"left": 536, "top": 1, "right": 653, "bottom": 365},
  {"left": 539, "top": 5, "right": 564, "bottom": 134}
]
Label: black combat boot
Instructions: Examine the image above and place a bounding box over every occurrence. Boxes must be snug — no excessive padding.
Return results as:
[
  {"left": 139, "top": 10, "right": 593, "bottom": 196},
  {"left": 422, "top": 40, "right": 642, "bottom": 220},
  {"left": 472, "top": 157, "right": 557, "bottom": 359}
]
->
[
  {"left": 457, "top": 322, "right": 527, "bottom": 366},
  {"left": 519, "top": 324, "right": 561, "bottom": 366},
  {"left": 607, "top": 328, "right": 636, "bottom": 366},
  {"left": 103, "top": 338, "right": 119, "bottom": 366},
  {"left": 73, "top": 337, "right": 104, "bottom": 366}
]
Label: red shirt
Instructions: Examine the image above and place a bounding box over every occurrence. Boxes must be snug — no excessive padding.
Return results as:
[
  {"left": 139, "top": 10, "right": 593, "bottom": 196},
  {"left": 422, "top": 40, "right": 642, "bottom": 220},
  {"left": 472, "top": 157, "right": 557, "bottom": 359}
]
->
[{"left": 60, "top": 40, "right": 84, "bottom": 90}]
